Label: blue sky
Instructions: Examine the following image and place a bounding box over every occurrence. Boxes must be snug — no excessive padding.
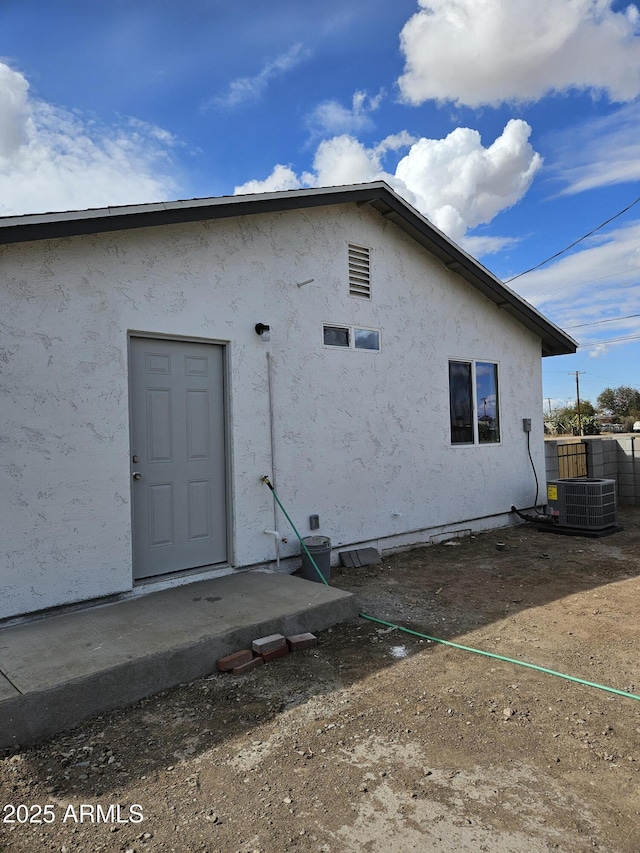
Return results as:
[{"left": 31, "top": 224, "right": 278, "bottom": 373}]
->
[{"left": 2, "top": 0, "right": 640, "bottom": 412}]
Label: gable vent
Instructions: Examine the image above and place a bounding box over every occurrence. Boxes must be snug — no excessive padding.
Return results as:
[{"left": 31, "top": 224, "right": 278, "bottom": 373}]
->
[{"left": 348, "top": 243, "right": 371, "bottom": 299}]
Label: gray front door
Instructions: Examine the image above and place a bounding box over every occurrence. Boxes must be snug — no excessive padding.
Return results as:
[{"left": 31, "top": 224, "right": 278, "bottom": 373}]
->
[{"left": 130, "top": 337, "right": 227, "bottom": 580}]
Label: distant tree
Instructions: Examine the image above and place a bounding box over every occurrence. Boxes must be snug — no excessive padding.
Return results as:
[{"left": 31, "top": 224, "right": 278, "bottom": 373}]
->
[
  {"left": 597, "top": 386, "right": 640, "bottom": 419},
  {"left": 577, "top": 414, "right": 601, "bottom": 436},
  {"left": 596, "top": 388, "right": 616, "bottom": 414},
  {"left": 548, "top": 400, "right": 599, "bottom": 435}
]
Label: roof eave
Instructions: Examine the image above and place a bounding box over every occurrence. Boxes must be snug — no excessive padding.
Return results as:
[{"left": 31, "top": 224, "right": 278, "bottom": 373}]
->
[{"left": 0, "top": 185, "right": 388, "bottom": 245}]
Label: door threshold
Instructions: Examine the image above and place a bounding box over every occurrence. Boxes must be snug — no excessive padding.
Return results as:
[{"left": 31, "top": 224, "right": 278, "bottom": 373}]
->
[{"left": 133, "top": 564, "right": 235, "bottom": 594}]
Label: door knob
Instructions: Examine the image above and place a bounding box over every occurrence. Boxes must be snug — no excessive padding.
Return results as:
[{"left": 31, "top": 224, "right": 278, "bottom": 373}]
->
[{"left": 132, "top": 472, "right": 142, "bottom": 480}]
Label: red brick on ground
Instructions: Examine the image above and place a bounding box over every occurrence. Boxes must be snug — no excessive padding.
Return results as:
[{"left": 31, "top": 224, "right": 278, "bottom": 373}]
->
[
  {"left": 260, "top": 645, "right": 290, "bottom": 663},
  {"left": 286, "top": 632, "right": 318, "bottom": 651},
  {"left": 216, "top": 649, "right": 254, "bottom": 672},
  {"left": 252, "top": 633, "right": 286, "bottom": 655},
  {"left": 231, "top": 656, "right": 264, "bottom": 675}
]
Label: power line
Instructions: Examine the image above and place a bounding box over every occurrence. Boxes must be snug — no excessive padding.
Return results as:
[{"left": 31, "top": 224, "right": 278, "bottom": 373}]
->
[
  {"left": 562, "top": 267, "right": 640, "bottom": 288},
  {"left": 569, "top": 267, "right": 640, "bottom": 287},
  {"left": 566, "top": 312, "right": 640, "bottom": 329},
  {"left": 505, "top": 193, "right": 640, "bottom": 283},
  {"left": 579, "top": 332, "right": 640, "bottom": 348},
  {"left": 531, "top": 271, "right": 640, "bottom": 297}
]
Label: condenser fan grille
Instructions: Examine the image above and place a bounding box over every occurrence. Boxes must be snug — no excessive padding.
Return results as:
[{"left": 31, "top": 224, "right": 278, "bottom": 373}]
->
[{"left": 547, "top": 478, "right": 617, "bottom": 530}]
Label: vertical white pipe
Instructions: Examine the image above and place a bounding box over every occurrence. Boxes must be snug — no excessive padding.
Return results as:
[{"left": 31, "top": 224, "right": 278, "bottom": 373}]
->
[
  {"left": 266, "top": 352, "right": 279, "bottom": 552},
  {"left": 263, "top": 529, "right": 281, "bottom": 569}
]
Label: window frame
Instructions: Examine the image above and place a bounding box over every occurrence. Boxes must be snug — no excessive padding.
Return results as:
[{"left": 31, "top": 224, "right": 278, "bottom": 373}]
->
[
  {"left": 322, "top": 324, "right": 351, "bottom": 348},
  {"left": 448, "top": 358, "right": 501, "bottom": 446},
  {"left": 353, "top": 327, "right": 380, "bottom": 351},
  {"left": 322, "top": 323, "right": 381, "bottom": 352}
]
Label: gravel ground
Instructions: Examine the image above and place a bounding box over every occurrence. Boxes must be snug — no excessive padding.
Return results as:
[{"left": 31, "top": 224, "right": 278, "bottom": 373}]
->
[{"left": 1, "top": 506, "right": 639, "bottom": 852}]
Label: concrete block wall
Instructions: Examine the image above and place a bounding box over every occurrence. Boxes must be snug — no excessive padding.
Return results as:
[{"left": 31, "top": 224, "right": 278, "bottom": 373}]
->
[
  {"left": 584, "top": 438, "right": 619, "bottom": 480},
  {"left": 616, "top": 437, "right": 640, "bottom": 506},
  {"left": 544, "top": 441, "right": 560, "bottom": 481},
  {"left": 545, "top": 436, "right": 639, "bottom": 506},
  {"left": 585, "top": 439, "right": 604, "bottom": 477}
]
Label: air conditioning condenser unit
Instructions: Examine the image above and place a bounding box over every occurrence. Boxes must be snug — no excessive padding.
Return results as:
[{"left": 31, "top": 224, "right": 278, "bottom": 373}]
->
[{"left": 546, "top": 478, "right": 617, "bottom": 531}]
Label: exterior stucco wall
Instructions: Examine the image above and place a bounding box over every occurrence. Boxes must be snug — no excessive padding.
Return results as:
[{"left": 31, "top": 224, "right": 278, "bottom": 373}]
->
[{"left": 1, "top": 203, "right": 544, "bottom": 619}]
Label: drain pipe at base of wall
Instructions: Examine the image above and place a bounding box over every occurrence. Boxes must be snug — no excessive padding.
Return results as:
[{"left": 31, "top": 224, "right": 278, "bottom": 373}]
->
[
  {"left": 263, "top": 529, "right": 281, "bottom": 570},
  {"left": 260, "top": 476, "right": 640, "bottom": 706}
]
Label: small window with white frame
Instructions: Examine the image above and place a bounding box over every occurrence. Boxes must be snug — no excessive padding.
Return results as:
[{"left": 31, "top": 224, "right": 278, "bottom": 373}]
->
[
  {"left": 354, "top": 327, "right": 380, "bottom": 350},
  {"left": 323, "top": 325, "right": 350, "bottom": 348},
  {"left": 323, "top": 324, "right": 380, "bottom": 352}
]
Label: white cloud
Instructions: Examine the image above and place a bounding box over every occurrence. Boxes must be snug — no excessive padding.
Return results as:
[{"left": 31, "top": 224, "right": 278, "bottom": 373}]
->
[
  {"left": 308, "top": 135, "right": 385, "bottom": 186},
  {"left": 544, "top": 397, "right": 576, "bottom": 411},
  {"left": 546, "top": 103, "right": 640, "bottom": 195},
  {"left": 463, "top": 233, "right": 520, "bottom": 257},
  {"left": 211, "top": 44, "right": 307, "bottom": 109},
  {"left": 235, "top": 120, "right": 540, "bottom": 250},
  {"left": 306, "top": 90, "right": 385, "bottom": 137},
  {"left": 0, "top": 63, "right": 30, "bottom": 158},
  {"left": 375, "top": 131, "right": 419, "bottom": 155},
  {"left": 234, "top": 134, "right": 385, "bottom": 196},
  {"left": 511, "top": 221, "right": 640, "bottom": 349},
  {"left": 0, "top": 63, "right": 180, "bottom": 216},
  {"left": 233, "top": 164, "right": 300, "bottom": 195},
  {"left": 588, "top": 343, "right": 610, "bottom": 358},
  {"left": 514, "top": 222, "right": 640, "bottom": 304},
  {"left": 398, "top": 0, "right": 640, "bottom": 107},
  {"left": 395, "top": 119, "right": 542, "bottom": 241}
]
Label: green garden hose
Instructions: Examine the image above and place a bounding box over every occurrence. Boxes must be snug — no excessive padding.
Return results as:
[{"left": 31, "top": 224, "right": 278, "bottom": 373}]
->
[
  {"left": 360, "top": 612, "right": 640, "bottom": 702},
  {"left": 262, "top": 476, "right": 330, "bottom": 584},
  {"left": 261, "top": 477, "right": 640, "bottom": 704}
]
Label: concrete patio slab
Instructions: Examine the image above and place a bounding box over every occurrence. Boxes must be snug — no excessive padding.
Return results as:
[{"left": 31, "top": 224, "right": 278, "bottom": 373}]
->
[
  {"left": 0, "top": 571, "right": 357, "bottom": 750},
  {"left": 0, "top": 673, "right": 19, "bottom": 702}
]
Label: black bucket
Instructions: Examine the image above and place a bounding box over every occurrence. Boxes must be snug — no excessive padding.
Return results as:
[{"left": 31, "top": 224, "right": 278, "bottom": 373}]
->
[{"left": 300, "top": 535, "right": 331, "bottom": 583}]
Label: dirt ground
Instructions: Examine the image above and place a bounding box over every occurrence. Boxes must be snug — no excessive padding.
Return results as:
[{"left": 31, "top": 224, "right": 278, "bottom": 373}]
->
[{"left": 2, "top": 507, "right": 639, "bottom": 853}]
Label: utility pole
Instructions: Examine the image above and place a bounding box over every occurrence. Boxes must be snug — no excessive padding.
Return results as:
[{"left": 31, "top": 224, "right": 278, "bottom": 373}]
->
[
  {"left": 569, "top": 371, "right": 586, "bottom": 436},
  {"left": 547, "top": 398, "right": 552, "bottom": 418}
]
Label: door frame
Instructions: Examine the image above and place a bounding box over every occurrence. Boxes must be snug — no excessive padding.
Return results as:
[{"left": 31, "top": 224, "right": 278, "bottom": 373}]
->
[{"left": 127, "top": 330, "right": 234, "bottom": 583}]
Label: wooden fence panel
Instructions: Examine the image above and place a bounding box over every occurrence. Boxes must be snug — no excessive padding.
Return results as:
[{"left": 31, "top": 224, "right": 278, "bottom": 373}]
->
[{"left": 557, "top": 442, "right": 588, "bottom": 478}]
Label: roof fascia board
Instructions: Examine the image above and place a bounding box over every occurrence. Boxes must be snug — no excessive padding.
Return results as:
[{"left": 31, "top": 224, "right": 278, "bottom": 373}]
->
[{"left": 0, "top": 185, "right": 384, "bottom": 246}]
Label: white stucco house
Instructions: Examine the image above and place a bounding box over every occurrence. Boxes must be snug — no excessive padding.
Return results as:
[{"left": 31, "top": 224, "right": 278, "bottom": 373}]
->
[{"left": 0, "top": 182, "right": 576, "bottom": 621}]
